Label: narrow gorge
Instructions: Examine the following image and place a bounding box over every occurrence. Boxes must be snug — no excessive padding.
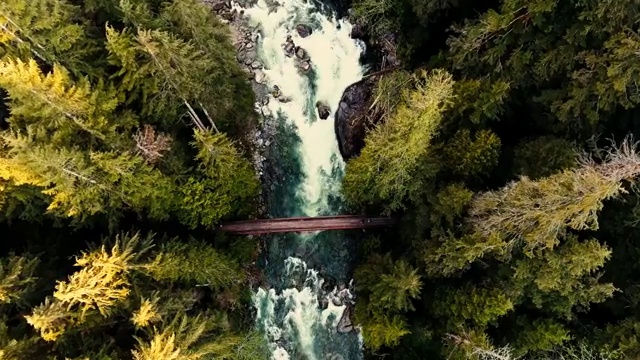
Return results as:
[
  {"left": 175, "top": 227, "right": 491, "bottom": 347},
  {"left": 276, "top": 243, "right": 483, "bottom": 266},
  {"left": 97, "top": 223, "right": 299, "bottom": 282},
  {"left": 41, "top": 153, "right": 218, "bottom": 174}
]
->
[{"left": 214, "top": 0, "right": 368, "bottom": 357}]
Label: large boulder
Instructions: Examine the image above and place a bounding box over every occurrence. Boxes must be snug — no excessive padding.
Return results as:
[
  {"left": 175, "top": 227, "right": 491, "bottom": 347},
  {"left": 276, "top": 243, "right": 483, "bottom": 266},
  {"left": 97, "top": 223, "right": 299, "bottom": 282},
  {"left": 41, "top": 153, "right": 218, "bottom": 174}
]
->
[{"left": 334, "top": 76, "right": 378, "bottom": 160}]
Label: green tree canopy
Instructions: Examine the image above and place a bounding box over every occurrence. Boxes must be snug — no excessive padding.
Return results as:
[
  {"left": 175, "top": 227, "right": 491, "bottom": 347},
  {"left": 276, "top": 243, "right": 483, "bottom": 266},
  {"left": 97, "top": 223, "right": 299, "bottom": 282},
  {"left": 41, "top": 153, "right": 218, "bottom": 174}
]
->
[{"left": 343, "top": 69, "right": 454, "bottom": 213}]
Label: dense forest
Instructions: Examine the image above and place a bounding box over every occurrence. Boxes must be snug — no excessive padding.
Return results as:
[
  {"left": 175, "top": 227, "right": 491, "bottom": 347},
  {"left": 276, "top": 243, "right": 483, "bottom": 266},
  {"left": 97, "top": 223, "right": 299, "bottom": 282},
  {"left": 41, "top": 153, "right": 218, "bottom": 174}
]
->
[
  {"left": 0, "top": 0, "right": 267, "bottom": 358},
  {"left": 2, "top": 0, "right": 640, "bottom": 359},
  {"left": 345, "top": 0, "right": 640, "bottom": 358}
]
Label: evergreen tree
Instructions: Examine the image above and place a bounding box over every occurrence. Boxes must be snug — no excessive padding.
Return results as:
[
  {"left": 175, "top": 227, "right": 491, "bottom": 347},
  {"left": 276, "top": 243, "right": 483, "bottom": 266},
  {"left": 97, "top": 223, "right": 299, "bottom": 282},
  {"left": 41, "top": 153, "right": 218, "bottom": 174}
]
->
[
  {"left": 0, "top": 318, "right": 43, "bottom": 360},
  {"left": 513, "top": 136, "right": 577, "bottom": 179},
  {"left": 117, "top": 0, "right": 255, "bottom": 133},
  {"left": 424, "top": 231, "right": 507, "bottom": 277},
  {"left": 0, "top": 58, "right": 130, "bottom": 144},
  {"left": 343, "top": 69, "right": 454, "bottom": 213},
  {"left": 599, "top": 319, "right": 640, "bottom": 358},
  {"left": 469, "top": 138, "right": 640, "bottom": 253},
  {"left": 132, "top": 314, "right": 243, "bottom": 360},
  {"left": 0, "top": 133, "right": 175, "bottom": 219},
  {"left": 512, "top": 236, "right": 615, "bottom": 317},
  {"left": 178, "top": 130, "right": 258, "bottom": 228},
  {"left": 442, "top": 129, "right": 501, "bottom": 178},
  {"left": 444, "top": 330, "right": 517, "bottom": 360},
  {"left": 26, "top": 233, "right": 157, "bottom": 341},
  {"left": 355, "top": 308, "right": 410, "bottom": 351},
  {"left": 353, "top": 254, "right": 417, "bottom": 349},
  {"left": 0, "top": 2, "right": 261, "bottom": 359},
  {"left": 510, "top": 318, "right": 571, "bottom": 356},
  {"left": 106, "top": 26, "right": 213, "bottom": 129},
  {"left": 370, "top": 259, "right": 421, "bottom": 312},
  {"left": 446, "top": 0, "right": 640, "bottom": 130},
  {"left": 148, "top": 239, "right": 244, "bottom": 288},
  {"left": 0, "top": 254, "right": 38, "bottom": 305},
  {"left": 0, "top": 0, "right": 96, "bottom": 75},
  {"left": 432, "top": 284, "right": 514, "bottom": 330},
  {"left": 131, "top": 296, "right": 162, "bottom": 329}
]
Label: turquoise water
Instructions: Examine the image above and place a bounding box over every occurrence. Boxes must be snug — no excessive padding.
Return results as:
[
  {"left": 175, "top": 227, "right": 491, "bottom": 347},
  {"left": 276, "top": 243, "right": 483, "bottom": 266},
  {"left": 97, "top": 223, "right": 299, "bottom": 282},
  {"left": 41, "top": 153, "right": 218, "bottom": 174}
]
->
[{"left": 240, "top": 0, "right": 366, "bottom": 357}]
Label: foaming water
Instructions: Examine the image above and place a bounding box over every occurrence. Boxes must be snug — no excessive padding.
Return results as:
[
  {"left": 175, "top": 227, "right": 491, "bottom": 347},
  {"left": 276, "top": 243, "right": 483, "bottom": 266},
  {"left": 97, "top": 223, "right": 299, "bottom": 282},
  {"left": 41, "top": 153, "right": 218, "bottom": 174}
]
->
[
  {"left": 240, "top": 0, "right": 365, "bottom": 358},
  {"left": 243, "top": 0, "right": 364, "bottom": 216}
]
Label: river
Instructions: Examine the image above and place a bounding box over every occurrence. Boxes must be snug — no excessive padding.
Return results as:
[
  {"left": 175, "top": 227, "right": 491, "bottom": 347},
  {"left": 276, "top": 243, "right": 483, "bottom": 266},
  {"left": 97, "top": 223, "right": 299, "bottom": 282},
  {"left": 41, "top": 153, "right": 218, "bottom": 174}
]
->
[{"left": 239, "top": 0, "right": 366, "bottom": 358}]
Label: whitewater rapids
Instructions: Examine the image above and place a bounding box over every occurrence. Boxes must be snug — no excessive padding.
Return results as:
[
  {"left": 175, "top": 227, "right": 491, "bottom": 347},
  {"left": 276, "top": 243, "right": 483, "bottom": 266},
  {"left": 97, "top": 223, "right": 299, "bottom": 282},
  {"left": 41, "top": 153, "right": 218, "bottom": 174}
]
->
[{"left": 239, "top": 0, "right": 366, "bottom": 358}]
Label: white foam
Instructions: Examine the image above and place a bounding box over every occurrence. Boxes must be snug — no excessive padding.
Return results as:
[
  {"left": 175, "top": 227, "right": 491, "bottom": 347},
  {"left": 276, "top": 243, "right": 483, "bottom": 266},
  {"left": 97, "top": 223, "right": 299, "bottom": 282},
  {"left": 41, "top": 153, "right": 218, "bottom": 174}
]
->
[
  {"left": 243, "top": 0, "right": 365, "bottom": 357},
  {"left": 243, "top": 0, "right": 364, "bottom": 216}
]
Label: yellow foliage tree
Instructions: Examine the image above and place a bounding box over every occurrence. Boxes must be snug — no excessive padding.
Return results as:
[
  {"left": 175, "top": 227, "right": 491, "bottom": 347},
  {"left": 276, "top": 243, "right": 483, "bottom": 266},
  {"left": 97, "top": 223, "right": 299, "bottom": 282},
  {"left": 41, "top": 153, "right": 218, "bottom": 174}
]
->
[
  {"left": 0, "top": 58, "right": 124, "bottom": 143},
  {"left": 132, "top": 296, "right": 162, "bottom": 329},
  {"left": 25, "top": 298, "right": 73, "bottom": 342},
  {"left": 132, "top": 314, "right": 241, "bottom": 360},
  {"left": 26, "top": 233, "right": 158, "bottom": 341}
]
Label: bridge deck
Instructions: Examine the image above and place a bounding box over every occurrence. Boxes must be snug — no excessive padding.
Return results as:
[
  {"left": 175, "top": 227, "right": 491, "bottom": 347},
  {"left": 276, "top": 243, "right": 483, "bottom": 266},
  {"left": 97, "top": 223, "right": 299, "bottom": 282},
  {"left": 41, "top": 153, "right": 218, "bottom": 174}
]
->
[{"left": 218, "top": 215, "right": 396, "bottom": 235}]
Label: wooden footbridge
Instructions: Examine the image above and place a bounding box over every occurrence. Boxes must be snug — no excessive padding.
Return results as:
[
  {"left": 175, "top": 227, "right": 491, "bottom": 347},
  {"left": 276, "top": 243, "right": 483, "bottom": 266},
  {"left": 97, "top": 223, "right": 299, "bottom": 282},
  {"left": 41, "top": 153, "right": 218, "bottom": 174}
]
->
[{"left": 218, "top": 215, "right": 397, "bottom": 235}]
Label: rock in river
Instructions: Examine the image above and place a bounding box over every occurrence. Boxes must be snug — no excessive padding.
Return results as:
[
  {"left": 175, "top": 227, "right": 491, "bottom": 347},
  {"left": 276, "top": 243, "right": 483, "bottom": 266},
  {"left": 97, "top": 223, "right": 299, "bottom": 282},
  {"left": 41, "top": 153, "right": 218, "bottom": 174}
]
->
[
  {"left": 298, "top": 61, "right": 311, "bottom": 72},
  {"left": 337, "top": 305, "right": 354, "bottom": 333},
  {"left": 316, "top": 101, "right": 331, "bottom": 120},
  {"left": 284, "top": 42, "right": 295, "bottom": 57},
  {"left": 295, "top": 46, "right": 310, "bottom": 61},
  {"left": 295, "top": 24, "right": 312, "bottom": 38}
]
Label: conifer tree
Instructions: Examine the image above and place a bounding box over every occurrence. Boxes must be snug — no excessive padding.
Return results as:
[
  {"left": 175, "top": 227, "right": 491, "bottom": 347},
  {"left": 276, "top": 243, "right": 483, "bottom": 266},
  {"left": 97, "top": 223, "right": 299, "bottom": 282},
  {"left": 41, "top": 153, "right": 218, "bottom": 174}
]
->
[
  {"left": 510, "top": 318, "right": 571, "bottom": 356},
  {"left": 147, "top": 239, "right": 244, "bottom": 288},
  {"left": 0, "top": 254, "right": 38, "bottom": 305},
  {"left": 115, "top": 0, "right": 255, "bottom": 132},
  {"left": 354, "top": 253, "right": 416, "bottom": 349},
  {"left": 444, "top": 330, "right": 516, "bottom": 360},
  {"left": 445, "top": 0, "right": 640, "bottom": 129},
  {"left": 513, "top": 136, "right": 577, "bottom": 179},
  {"left": 26, "top": 233, "right": 158, "bottom": 341},
  {"left": 159, "top": 0, "right": 233, "bottom": 56},
  {"left": 600, "top": 319, "right": 640, "bottom": 358},
  {"left": 424, "top": 231, "right": 507, "bottom": 277},
  {"left": 132, "top": 296, "right": 162, "bottom": 329},
  {"left": 512, "top": 236, "right": 615, "bottom": 317},
  {"left": 25, "top": 297, "right": 73, "bottom": 342},
  {"left": 343, "top": 69, "right": 454, "bottom": 213},
  {"left": 0, "top": 0, "right": 95, "bottom": 75},
  {"left": 442, "top": 129, "right": 501, "bottom": 177},
  {"left": 432, "top": 284, "right": 514, "bottom": 330},
  {"left": 0, "top": 133, "right": 175, "bottom": 219},
  {"left": 428, "top": 183, "right": 474, "bottom": 227},
  {"left": 132, "top": 314, "right": 242, "bottom": 360},
  {"left": 178, "top": 130, "right": 258, "bottom": 228},
  {"left": 355, "top": 308, "right": 410, "bottom": 351},
  {"left": 0, "top": 317, "right": 43, "bottom": 360},
  {"left": 370, "top": 259, "right": 421, "bottom": 312},
  {"left": 469, "top": 138, "right": 640, "bottom": 253},
  {"left": 0, "top": 58, "right": 130, "bottom": 144},
  {"left": 106, "top": 26, "right": 215, "bottom": 130}
]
